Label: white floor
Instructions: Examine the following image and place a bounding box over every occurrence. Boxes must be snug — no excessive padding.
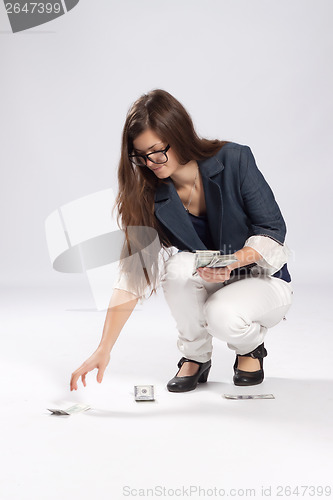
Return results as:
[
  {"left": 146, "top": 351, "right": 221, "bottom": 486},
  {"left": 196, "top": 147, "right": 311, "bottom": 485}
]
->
[{"left": 1, "top": 279, "right": 332, "bottom": 500}]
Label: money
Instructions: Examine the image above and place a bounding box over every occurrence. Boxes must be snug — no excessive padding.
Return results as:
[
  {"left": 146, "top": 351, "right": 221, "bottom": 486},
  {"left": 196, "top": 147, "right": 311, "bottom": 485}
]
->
[
  {"left": 192, "top": 250, "right": 238, "bottom": 276},
  {"left": 223, "top": 394, "right": 275, "bottom": 400},
  {"left": 134, "top": 385, "right": 155, "bottom": 401},
  {"left": 47, "top": 403, "right": 91, "bottom": 415}
]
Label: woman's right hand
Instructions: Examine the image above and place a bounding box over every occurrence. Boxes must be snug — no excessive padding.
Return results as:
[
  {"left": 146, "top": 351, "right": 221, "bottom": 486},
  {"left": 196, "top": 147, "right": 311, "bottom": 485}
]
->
[{"left": 70, "top": 348, "right": 111, "bottom": 391}]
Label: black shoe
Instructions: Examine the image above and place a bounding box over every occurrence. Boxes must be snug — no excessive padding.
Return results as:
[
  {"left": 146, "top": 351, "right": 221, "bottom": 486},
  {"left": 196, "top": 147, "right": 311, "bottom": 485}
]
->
[
  {"left": 167, "top": 357, "right": 211, "bottom": 393},
  {"left": 233, "top": 343, "right": 267, "bottom": 386}
]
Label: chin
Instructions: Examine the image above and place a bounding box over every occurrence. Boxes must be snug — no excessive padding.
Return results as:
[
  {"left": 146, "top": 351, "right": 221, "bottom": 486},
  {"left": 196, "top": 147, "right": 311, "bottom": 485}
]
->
[
  {"left": 153, "top": 166, "right": 168, "bottom": 176},
  {"left": 158, "top": 172, "right": 170, "bottom": 179}
]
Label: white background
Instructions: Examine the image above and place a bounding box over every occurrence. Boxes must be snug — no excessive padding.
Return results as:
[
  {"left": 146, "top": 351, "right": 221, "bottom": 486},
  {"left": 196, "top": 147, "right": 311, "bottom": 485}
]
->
[{"left": 1, "top": 1, "right": 332, "bottom": 499}]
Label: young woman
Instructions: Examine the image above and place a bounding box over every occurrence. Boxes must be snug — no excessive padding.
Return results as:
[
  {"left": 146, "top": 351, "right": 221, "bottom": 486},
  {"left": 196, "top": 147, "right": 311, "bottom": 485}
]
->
[{"left": 70, "top": 89, "right": 293, "bottom": 393}]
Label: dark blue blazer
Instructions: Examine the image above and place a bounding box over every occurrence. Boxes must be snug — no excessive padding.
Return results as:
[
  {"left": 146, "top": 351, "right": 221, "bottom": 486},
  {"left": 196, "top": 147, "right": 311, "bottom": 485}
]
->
[{"left": 154, "top": 141, "right": 291, "bottom": 281}]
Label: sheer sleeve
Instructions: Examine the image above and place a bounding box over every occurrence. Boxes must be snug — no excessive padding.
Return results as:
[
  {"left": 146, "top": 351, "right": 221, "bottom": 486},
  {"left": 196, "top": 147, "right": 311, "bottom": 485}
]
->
[
  {"left": 113, "top": 271, "right": 140, "bottom": 297},
  {"left": 244, "top": 234, "right": 292, "bottom": 274}
]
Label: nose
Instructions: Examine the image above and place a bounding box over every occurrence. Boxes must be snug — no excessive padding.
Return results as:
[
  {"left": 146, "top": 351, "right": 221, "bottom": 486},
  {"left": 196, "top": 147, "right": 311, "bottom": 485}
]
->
[{"left": 146, "top": 158, "right": 155, "bottom": 168}]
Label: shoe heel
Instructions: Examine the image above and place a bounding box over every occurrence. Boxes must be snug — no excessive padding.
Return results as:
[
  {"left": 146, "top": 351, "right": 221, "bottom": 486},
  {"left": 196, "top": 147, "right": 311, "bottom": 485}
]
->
[{"left": 198, "top": 366, "right": 210, "bottom": 383}]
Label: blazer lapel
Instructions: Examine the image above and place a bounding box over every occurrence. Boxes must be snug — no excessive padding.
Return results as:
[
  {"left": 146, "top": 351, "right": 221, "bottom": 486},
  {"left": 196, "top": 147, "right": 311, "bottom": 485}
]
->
[
  {"left": 154, "top": 180, "right": 206, "bottom": 250},
  {"left": 154, "top": 155, "right": 224, "bottom": 250}
]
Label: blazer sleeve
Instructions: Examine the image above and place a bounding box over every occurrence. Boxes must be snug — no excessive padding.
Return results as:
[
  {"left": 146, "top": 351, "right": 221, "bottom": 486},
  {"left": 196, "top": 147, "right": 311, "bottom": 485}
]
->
[{"left": 239, "top": 145, "right": 286, "bottom": 245}]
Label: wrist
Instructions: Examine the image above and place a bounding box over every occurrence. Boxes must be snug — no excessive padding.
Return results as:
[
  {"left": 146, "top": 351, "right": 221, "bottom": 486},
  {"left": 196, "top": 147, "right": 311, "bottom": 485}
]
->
[{"left": 97, "top": 343, "right": 112, "bottom": 354}]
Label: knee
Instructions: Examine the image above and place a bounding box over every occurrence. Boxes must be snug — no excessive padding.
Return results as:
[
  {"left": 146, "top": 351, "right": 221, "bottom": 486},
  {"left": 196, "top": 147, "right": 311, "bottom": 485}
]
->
[
  {"left": 161, "top": 252, "right": 194, "bottom": 290},
  {"left": 203, "top": 300, "right": 251, "bottom": 341}
]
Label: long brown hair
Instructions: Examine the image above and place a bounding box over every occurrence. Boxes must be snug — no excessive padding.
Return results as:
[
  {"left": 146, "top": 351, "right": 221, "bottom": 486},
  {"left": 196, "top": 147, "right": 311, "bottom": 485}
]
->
[{"left": 113, "top": 89, "right": 229, "bottom": 297}]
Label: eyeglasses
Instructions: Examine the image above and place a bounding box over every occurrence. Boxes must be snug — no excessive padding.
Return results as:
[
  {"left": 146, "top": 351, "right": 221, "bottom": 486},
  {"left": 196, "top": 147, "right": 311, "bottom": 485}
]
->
[{"left": 129, "top": 144, "right": 170, "bottom": 167}]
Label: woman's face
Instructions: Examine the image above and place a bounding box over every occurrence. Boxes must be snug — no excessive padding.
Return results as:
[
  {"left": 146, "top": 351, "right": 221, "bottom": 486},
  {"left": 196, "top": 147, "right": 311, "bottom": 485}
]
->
[{"left": 132, "top": 129, "right": 181, "bottom": 179}]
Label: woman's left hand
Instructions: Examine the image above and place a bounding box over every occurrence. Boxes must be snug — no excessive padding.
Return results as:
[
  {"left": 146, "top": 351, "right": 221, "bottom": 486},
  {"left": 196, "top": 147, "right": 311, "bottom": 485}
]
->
[{"left": 197, "top": 266, "right": 232, "bottom": 283}]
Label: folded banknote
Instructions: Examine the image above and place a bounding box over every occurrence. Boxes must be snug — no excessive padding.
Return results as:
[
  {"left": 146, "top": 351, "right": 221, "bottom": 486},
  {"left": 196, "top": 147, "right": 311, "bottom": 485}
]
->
[
  {"left": 223, "top": 394, "right": 275, "bottom": 400},
  {"left": 134, "top": 385, "right": 155, "bottom": 401},
  {"left": 47, "top": 403, "right": 91, "bottom": 415}
]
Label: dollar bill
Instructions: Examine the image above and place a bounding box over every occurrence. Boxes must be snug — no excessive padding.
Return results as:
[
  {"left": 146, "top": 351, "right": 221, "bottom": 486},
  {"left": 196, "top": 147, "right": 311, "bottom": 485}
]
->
[
  {"left": 47, "top": 403, "right": 91, "bottom": 415},
  {"left": 192, "top": 250, "right": 238, "bottom": 276},
  {"left": 223, "top": 394, "right": 275, "bottom": 400},
  {"left": 134, "top": 385, "right": 155, "bottom": 401}
]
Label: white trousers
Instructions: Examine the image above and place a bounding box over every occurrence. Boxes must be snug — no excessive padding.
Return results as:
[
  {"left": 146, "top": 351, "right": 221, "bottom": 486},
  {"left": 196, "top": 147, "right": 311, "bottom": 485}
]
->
[{"left": 161, "top": 251, "right": 294, "bottom": 363}]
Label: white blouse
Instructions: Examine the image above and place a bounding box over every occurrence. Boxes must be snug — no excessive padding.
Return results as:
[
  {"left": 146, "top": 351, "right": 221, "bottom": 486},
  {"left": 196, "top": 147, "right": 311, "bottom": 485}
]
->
[{"left": 113, "top": 235, "right": 292, "bottom": 298}]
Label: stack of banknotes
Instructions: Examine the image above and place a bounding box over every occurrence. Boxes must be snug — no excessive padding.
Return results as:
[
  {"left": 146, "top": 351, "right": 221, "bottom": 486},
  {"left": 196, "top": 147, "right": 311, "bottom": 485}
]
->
[{"left": 192, "top": 250, "right": 238, "bottom": 276}]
